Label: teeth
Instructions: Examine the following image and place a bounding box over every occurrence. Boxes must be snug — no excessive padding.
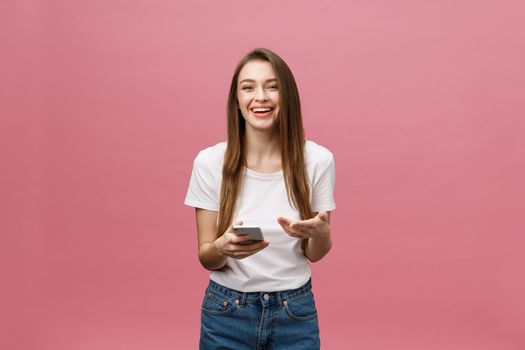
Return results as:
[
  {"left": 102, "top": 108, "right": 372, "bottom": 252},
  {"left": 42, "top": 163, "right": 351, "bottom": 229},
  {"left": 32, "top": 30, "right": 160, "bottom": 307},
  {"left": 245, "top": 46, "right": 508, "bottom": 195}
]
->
[{"left": 253, "top": 108, "right": 272, "bottom": 112}]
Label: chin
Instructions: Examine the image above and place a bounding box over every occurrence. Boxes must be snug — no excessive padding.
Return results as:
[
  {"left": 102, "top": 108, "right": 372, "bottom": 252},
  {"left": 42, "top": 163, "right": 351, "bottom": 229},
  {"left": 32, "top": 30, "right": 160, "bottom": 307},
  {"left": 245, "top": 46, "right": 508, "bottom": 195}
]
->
[{"left": 248, "top": 121, "right": 277, "bottom": 132}]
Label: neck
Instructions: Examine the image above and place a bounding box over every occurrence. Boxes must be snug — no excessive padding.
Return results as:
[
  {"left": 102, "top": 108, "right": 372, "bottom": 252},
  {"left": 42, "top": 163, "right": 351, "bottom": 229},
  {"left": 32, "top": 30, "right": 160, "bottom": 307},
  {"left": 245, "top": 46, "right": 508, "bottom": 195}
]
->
[{"left": 244, "top": 127, "right": 281, "bottom": 172}]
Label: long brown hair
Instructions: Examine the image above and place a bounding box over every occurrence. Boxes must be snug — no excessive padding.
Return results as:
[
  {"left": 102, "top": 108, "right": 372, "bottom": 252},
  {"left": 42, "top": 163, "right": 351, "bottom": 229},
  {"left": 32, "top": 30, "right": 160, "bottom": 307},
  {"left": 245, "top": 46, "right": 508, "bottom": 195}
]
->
[{"left": 217, "top": 48, "right": 314, "bottom": 250}]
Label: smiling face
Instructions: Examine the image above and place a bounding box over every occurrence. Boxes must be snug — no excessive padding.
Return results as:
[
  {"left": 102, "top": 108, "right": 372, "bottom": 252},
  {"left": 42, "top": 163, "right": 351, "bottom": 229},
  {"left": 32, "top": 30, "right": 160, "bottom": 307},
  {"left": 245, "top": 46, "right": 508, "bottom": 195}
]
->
[{"left": 236, "top": 60, "right": 280, "bottom": 133}]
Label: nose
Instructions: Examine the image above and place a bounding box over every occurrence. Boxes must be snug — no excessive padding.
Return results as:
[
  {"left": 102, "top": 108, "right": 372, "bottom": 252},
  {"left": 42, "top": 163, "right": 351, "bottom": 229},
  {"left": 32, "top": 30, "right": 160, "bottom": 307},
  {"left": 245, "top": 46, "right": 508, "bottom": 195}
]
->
[{"left": 254, "top": 86, "right": 268, "bottom": 101}]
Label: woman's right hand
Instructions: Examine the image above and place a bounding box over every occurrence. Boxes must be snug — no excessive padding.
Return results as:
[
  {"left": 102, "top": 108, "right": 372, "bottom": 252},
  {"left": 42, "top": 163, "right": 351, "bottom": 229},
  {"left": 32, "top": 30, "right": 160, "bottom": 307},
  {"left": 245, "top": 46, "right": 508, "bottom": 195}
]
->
[{"left": 213, "top": 220, "right": 270, "bottom": 260}]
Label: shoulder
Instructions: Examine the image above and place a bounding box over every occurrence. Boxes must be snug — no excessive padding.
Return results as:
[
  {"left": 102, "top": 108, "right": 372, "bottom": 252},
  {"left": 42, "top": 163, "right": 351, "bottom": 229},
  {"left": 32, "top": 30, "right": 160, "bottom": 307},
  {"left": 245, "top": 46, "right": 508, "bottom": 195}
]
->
[
  {"left": 305, "top": 140, "right": 334, "bottom": 168},
  {"left": 193, "top": 141, "right": 226, "bottom": 170}
]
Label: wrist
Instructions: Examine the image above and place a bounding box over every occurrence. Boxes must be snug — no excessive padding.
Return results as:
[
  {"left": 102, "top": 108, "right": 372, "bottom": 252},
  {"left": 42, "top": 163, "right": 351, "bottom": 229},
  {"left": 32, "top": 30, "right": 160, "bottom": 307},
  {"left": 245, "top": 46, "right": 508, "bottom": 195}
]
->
[
  {"left": 312, "top": 227, "right": 331, "bottom": 242},
  {"left": 304, "top": 236, "right": 332, "bottom": 263}
]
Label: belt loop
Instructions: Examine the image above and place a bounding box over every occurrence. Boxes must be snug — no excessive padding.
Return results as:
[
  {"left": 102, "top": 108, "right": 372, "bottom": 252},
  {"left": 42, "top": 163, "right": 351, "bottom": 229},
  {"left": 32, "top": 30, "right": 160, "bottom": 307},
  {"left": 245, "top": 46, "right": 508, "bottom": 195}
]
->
[
  {"left": 240, "top": 292, "right": 247, "bottom": 307},
  {"left": 276, "top": 291, "right": 284, "bottom": 306}
]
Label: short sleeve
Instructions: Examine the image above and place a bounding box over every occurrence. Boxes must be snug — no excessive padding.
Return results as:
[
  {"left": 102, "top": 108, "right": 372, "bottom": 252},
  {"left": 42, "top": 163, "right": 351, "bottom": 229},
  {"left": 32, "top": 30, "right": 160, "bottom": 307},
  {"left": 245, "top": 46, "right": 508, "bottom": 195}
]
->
[
  {"left": 311, "top": 152, "right": 336, "bottom": 212},
  {"left": 184, "top": 150, "right": 220, "bottom": 211}
]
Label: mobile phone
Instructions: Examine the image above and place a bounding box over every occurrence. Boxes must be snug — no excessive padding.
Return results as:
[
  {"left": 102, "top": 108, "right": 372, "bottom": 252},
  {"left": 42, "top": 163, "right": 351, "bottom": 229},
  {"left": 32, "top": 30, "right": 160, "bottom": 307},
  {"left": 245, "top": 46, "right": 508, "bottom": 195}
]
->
[{"left": 232, "top": 226, "right": 265, "bottom": 245}]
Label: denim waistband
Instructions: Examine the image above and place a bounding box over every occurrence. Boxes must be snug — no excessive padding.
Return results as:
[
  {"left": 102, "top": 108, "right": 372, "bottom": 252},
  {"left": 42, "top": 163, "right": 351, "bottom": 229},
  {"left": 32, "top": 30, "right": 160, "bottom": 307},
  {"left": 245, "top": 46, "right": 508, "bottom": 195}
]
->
[{"left": 206, "top": 279, "right": 312, "bottom": 307}]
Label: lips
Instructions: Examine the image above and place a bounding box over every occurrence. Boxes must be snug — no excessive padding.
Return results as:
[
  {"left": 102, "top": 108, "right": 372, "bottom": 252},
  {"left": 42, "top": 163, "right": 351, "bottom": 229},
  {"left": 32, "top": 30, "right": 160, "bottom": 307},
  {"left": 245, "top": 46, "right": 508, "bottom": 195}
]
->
[
  {"left": 251, "top": 107, "right": 273, "bottom": 113},
  {"left": 250, "top": 107, "right": 274, "bottom": 118}
]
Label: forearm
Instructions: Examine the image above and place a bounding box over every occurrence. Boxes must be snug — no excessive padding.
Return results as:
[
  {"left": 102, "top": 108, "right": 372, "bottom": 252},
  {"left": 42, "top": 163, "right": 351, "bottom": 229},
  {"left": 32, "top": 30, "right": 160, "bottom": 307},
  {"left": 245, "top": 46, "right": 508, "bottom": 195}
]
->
[
  {"left": 304, "top": 233, "right": 332, "bottom": 262},
  {"left": 199, "top": 241, "right": 228, "bottom": 271}
]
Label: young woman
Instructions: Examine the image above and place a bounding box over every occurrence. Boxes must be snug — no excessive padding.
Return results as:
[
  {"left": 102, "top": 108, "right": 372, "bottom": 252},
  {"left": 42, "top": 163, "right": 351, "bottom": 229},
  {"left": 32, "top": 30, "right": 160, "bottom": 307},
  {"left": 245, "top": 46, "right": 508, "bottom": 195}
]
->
[{"left": 184, "top": 48, "right": 335, "bottom": 349}]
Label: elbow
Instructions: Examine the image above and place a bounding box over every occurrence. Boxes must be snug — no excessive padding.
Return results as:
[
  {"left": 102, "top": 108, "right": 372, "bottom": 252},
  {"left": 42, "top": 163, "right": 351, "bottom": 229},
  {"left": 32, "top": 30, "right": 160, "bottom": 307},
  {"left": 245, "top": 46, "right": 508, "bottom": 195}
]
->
[
  {"left": 306, "top": 254, "right": 324, "bottom": 263},
  {"left": 198, "top": 252, "right": 226, "bottom": 271},
  {"left": 199, "top": 255, "right": 217, "bottom": 271},
  {"left": 306, "top": 255, "right": 320, "bottom": 263},
  {"left": 199, "top": 256, "right": 212, "bottom": 271}
]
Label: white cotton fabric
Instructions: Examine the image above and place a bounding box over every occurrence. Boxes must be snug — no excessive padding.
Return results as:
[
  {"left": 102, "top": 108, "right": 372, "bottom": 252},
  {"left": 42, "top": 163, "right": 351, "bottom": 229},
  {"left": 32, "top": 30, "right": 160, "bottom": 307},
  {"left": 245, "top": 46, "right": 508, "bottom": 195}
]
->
[{"left": 184, "top": 140, "right": 336, "bottom": 292}]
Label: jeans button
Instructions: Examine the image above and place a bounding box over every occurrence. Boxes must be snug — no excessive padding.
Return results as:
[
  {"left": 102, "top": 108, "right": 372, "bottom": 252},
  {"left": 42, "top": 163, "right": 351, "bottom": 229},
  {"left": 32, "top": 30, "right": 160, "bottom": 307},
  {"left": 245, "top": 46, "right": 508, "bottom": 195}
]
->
[{"left": 263, "top": 293, "right": 270, "bottom": 300}]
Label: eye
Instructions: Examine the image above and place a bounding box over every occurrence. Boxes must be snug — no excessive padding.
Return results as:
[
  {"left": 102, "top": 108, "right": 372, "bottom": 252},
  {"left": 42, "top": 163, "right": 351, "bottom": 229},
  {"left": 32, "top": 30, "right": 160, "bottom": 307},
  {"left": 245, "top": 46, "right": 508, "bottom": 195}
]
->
[
  {"left": 267, "top": 85, "right": 278, "bottom": 90},
  {"left": 241, "top": 86, "right": 254, "bottom": 91}
]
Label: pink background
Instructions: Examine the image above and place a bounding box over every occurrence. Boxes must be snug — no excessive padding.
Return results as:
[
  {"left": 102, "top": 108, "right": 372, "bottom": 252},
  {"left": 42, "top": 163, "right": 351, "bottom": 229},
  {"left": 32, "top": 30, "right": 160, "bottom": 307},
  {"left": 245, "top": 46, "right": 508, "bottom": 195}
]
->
[{"left": 1, "top": 0, "right": 524, "bottom": 349}]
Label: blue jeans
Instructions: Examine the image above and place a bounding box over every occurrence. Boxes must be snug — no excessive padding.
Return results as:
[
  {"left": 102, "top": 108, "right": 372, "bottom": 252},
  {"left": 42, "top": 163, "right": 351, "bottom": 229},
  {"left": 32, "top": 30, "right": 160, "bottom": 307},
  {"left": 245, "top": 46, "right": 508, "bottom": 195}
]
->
[{"left": 200, "top": 279, "right": 320, "bottom": 350}]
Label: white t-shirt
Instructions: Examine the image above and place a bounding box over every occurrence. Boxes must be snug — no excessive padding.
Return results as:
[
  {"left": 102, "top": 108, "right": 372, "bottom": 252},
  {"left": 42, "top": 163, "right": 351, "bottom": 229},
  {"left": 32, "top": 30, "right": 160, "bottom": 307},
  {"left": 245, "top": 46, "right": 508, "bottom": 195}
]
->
[{"left": 184, "top": 140, "right": 336, "bottom": 292}]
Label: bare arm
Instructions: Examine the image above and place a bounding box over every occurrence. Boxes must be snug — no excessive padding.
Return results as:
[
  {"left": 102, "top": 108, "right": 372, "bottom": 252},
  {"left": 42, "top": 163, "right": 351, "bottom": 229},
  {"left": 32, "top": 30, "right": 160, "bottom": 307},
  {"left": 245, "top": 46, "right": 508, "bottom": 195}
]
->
[
  {"left": 195, "top": 208, "right": 270, "bottom": 271},
  {"left": 196, "top": 208, "right": 227, "bottom": 270},
  {"left": 304, "top": 212, "right": 332, "bottom": 262}
]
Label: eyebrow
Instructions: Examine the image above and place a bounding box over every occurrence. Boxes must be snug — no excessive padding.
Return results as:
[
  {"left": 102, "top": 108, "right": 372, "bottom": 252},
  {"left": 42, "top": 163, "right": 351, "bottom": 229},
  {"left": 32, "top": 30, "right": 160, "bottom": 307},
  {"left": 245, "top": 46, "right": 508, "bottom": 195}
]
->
[{"left": 239, "top": 78, "right": 278, "bottom": 84}]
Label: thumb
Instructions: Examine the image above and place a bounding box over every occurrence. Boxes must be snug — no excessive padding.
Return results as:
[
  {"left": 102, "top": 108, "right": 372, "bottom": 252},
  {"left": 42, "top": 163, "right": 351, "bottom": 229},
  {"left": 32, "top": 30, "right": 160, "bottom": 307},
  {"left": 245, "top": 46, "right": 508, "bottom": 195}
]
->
[
  {"left": 317, "top": 211, "right": 328, "bottom": 222},
  {"left": 230, "top": 219, "right": 243, "bottom": 229}
]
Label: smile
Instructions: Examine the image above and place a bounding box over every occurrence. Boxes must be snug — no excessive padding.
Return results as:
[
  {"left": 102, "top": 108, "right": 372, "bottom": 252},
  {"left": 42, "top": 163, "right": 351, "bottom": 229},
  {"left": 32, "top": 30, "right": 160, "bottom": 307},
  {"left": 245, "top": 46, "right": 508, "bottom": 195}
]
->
[{"left": 251, "top": 107, "right": 273, "bottom": 112}]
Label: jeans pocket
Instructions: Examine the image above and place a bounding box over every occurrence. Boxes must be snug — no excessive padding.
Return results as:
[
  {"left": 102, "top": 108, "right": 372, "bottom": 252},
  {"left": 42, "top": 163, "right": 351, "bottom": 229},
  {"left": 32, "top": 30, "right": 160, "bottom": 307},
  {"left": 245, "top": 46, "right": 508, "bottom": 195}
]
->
[
  {"left": 283, "top": 291, "right": 318, "bottom": 321},
  {"left": 201, "top": 289, "right": 238, "bottom": 316}
]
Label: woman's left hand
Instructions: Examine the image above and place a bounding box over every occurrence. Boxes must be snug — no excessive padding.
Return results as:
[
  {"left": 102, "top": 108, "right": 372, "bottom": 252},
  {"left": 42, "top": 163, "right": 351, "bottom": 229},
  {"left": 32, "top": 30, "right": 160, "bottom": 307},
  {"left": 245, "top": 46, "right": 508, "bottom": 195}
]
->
[{"left": 277, "top": 211, "right": 330, "bottom": 240}]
